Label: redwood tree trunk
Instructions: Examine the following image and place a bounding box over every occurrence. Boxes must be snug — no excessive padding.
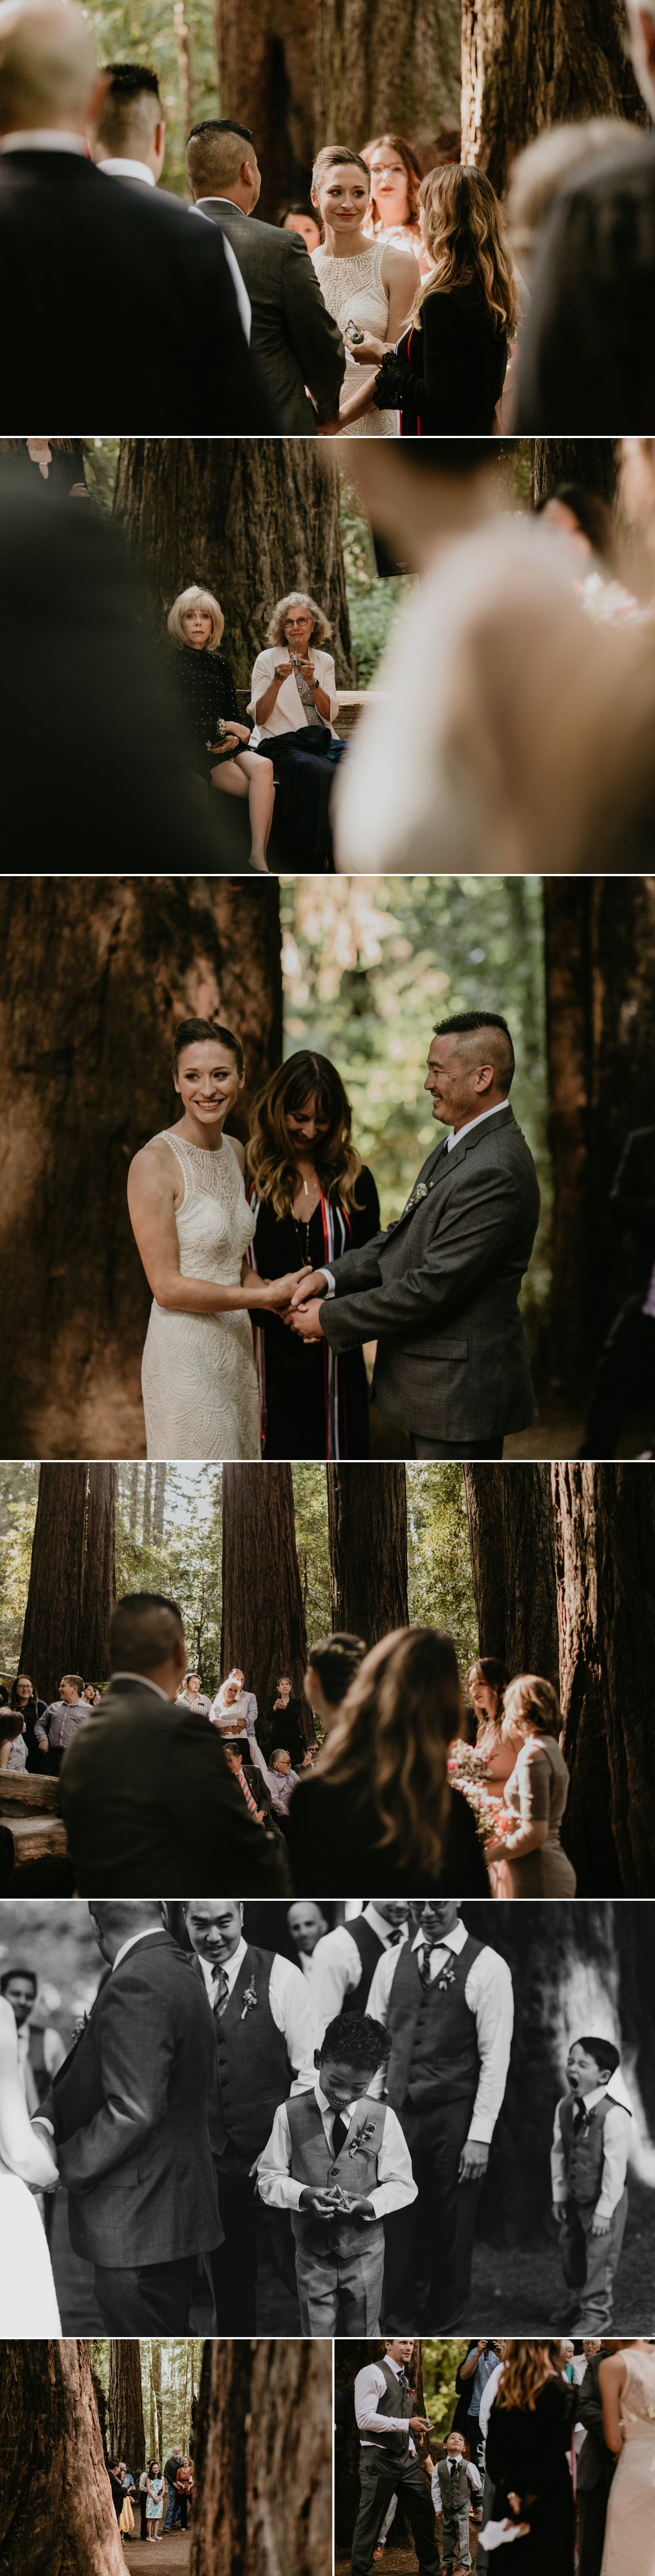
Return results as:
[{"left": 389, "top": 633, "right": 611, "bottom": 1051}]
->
[
  {"left": 552, "top": 1462, "right": 655, "bottom": 1895},
  {"left": 0, "top": 877, "right": 282, "bottom": 1458},
  {"left": 190, "top": 2337, "right": 331, "bottom": 2576},
  {"left": 108, "top": 2341, "right": 145, "bottom": 2476},
  {"left": 327, "top": 1464, "right": 409, "bottom": 1641},
  {"left": 221, "top": 1464, "right": 314, "bottom": 1734},
  {"left": 544, "top": 876, "right": 655, "bottom": 1381},
  {"left": 113, "top": 440, "right": 355, "bottom": 691},
  {"left": 533, "top": 439, "right": 619, "bottom": 505},
  {"left": 462, "top": 0, "right": 647, "bottom": 194},
  {"left": 213, "top": 1, "right": 461, "bottom": 218},
  {"left": 0, "top": 2340, "right": 125, "bottom": 2576},
  {"left": 19, "top": 1464, "right": 117, "bottom": 1702},
  {"left": 463, "top": 1463, "right": 558, "bottom": 1679}
]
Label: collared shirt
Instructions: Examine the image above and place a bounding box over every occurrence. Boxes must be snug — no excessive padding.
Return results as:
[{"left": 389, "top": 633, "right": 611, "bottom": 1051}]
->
[
  {"left": 34, "top": 1696, "right": 87, "bottom": 1750},
  {"left": 110, "top": 1671, "right": 171, "bottom": 1702},
  {"left": 367, "top": 1919, "right": 514, "bottom": 2146},
  {"left": 257, "top": 2075, "right": 416, "bottom": 2218},
  {"left": 98, "top": 156, "right": 156, "bottom": 184},
  {"left": 447, "top": 1101, "right": 510, "bottom": 1151},
  {"left": 479, "top": 2362, "right": 505, "bottom": 2441},
  {"left": 354, "top": 2353, "right": 417, "bottom": 2452},
  {"left": 112, "top": 1925, "right": 164, "bottom": 1974},
  {"left": 431, "top": 2459, "right": 482, "bottom": 2513},
  {"left": 190, "top": 203, "right": 252, "bottom": 342},
  {"left": 551, "top": 2078, "right": 632, "bottom": 2220},
  {"left": 309, "top": 1904, "right": 409, "bottom": 2039},
  {"left": 255, "top": 1755, "right": 300, "bottom": 1816},
  {"left": 0, "top": 130, "right": 87, "bottom": 154},
  {"left": 197, "top": 1936, "right": 317, "bottom": 2090}
]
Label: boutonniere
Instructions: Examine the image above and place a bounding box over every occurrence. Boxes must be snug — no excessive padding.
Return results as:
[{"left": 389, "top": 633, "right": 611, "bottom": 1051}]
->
[
  {"left": 347, "top": 2117, "right": 378, "bottom": 2155},
  {"left": 241, "top": 1977, "right": 258, "bottom": 2020},
  {"left": 436, "top": 1960, "right": 457, "bottom": 1992}
]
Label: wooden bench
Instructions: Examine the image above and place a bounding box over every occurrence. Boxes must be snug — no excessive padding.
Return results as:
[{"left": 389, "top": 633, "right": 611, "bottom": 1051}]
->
[
  {"left": 0, "top": 1771, "right": 60, "bottom": 1814},
  {"left": 0, "top": 1777, "right": 73, "bottom": 1890}
]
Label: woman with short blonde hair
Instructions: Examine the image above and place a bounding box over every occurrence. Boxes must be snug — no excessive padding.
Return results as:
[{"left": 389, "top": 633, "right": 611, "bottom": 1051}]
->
[
  {"left": 248, "top": 590, "right": 348, "bottom": 869},
  {"left": 166, "top": 583, "right": 274, "bottom": 871},
  {"left": 348, "top": 163, "right": 518, "bottom": 433}
]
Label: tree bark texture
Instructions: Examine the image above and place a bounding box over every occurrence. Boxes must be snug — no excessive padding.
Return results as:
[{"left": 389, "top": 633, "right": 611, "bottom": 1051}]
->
[
  {"left": 214, "top": 0, "right": 317, "bottom": 216},
  {"left": 153, "top": 1464, "right": 167, "bottom": 1546},
  {"left": 462, "top": 0, "right": 647, "bottom": 195},
  {"left": 0, "top": 2340, "right": 126, "bottom": 2576},
  {"left": 552, "top": 1462, "right": 655, "bottom": 1896},
  {"left": 543, "top": 876, "right": 655, "bottom": 1378},
  {"left": 327, "top": 1463, "right": 409, "bottom": 1641},
  {"left": 19, "top": 1464, "right": 117, "bottom": 1703},
  {"left": 190, "top": 2336, "right": 331, "bottom": 2576},
  {"left": 335, "top": 2341, "right": 427, "bottom": 2547},
  {"left": 463, "top": 1463, "right": 558, "bottom": 1679},
  {"left": 0, "top": 877, "right": 282, "bottom": 1458},
  {"left": 221, "top": 1464, "right": 314, "bottom": 1734},
  {"left": 533, "top": 439, "right": 619, "bottom": 506},
  {"left": 114, "top": 440, "right": 355, "bottom": 691},
  {"left": 108, "top": 2342, "right": 145, "bottom": 2476},
  {"left": 314, "top": 2, "right": 462, "bottom": 172}
]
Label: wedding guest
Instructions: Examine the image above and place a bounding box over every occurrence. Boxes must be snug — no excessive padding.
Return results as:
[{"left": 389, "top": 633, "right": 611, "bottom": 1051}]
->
[
  {"left": 221, "top": 1740, "right": 269, "bottom": 1827},
  {"left": 248, "top": 595, "right": 348, "bottom": 870},
  {"left": 82, "top": 1683, "right": 102, "bottom": 1706},
  {"left": 286, "top": 1901, "right": 331, "bottom": 1978},
  {"left": 286, "top": 1630, "right": 491, "bottom": 1899},
  {"left": 361, "top": 133, "right": 432, "bottom": 273},
  {"left": 431, "top": 2431, "right": 482, "bottom": 2574},
  {"left": 465, "top": 1660, "right": 515, "bottom": 1786},
  {"left": 352, "top": 165, "right": 517, "bottom": 433},
  {"left": 0, "top": 1707, "right": 27, "bottom": 1770},
  {"left": 350, "top": 2339, "right": 438, "bottom": 2576},
  {"left": 209, "top": 1671, "right": 260, "bottom": 1745},
  {"left": 0, "top": 2, "right": 279, "bottom": 431},
  {"left": 176, "top": 1672, "right": 213, "bottom": 1716},
  {"left": 166, "top": 585, "right": 274, "bottom": 872},
  {"left": 117, "top": 2466, "right": 135, "bottom": 2538},
  {"left": 0, "top": 436, "right": 90, "bottom": 500},
  {"left": 91, "top": 62, "right": 170, "bottom": 197},
  {"left": 453, "top": 2339, "right": 506, "bottom": 2481},
  {"left": 34, "top": 1673, "right": 86, "bottom": 1775},
  {"left": 576, "top": 2344, "right": 621, "bottom": 2576},
  {"left": 310, "top": 144, "right": 416, "bottom": 433},
  {"left": 186, "top": 118, "right": 345, "bottom": 432},
  {"left": 308, "top": 1901, "right": 410, "bottom": 2038},
  {"left": 145, "top": 2463, "right": 164, "bottom": 2541},
  {"left": 552, "top": 2037, "right": 632, "bottom": 2333},
  {"left": 182, "top": 1896, "right": 317, "bottom": 2331},
  {"left": 175, "top": 2459, "right": 193, "bottom": 2529},
  {"left": 484, "top": 2341, "right": 576, "bottom": 2573},
  {"left": 264, "top": 1676, "right": 307, "bottom": 1765},
  {"left": 485, "top": 1675, "right": 576, "bottom": 1896},
  {"left": 162, "top": 2446, "right": 182, "bottom": 2533},
  {"left": 246, "top": 1051, "right": 380, "bottom": 1453},
  {"left": 256, "top": 1744, "right": 315, "bottom": 1825},
  {"left": 257, "top": 2007, "right": 416, "bottom": 2332},
  {"left": 506, "top": 117, "right": 645, "bottom": 294},
  {"left": 303, "top": 1633, "right": 367, "bottom": 1738},
  {"left": 368, "top": 1894, "right": 514, "bottom": 2330},
  {"left": 139, "top": 2471, "right": 149, "bottom": 2541},
  {"left": 535, "top": 483, "right": 620, "bottom": 582},
  {"left": 278, "top": 199, "right": 321, "bottom": 252},
  {"left": 598, "top": 2340, "right": 655, "bottom": 2576}
]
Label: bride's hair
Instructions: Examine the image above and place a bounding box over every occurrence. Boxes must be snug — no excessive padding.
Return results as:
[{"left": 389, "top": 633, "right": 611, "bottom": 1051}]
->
[
  {"left": 172, "top": 1017, "right": 244, "bottom": 1079},
  {"left": 310, "top": 144, "right": 371, "bottom": 241},
  {"left": 246, "top": 1050, "right": 363, "bottom": 1218},
  {"left": 315, "top": 1626, "right": 461, "bottom": 1874}
]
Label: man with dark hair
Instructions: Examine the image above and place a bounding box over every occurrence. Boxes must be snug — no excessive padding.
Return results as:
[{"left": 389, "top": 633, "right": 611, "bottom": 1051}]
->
[
  {"left": 289, "top": 1012, "right": 539, "bottom": 1457},
  {"left": 350, "top": 2338, "right": 438, "bottom": 2576},
  {"left": 0, "top": 1965, "right": 66, "bottom": 2109},
  {"left": 183, "top": 1896, "right": 317, "bottom": 2330},
  {"left": 90, "top": 66, "right": 252, "bottom": 339},
  {"left": 185, "top": 115, "right": 345, "bottom": 432},
  {"left": 59, "top": 1592, "right": 290, "bottom": 1896}
]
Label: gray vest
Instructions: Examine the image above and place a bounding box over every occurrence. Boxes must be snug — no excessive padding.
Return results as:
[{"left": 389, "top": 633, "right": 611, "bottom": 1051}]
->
[
  {"left": 441, "top": 2457, "right": 470, "bottom": 2515},
  {"left": 365, "top": 2358, "right": 413, "bottom": 2458}
]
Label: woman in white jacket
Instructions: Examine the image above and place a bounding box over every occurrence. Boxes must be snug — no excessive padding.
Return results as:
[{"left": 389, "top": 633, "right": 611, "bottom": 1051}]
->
[{"left": 249, "top": 590, "right": 348, "bottom": 870}]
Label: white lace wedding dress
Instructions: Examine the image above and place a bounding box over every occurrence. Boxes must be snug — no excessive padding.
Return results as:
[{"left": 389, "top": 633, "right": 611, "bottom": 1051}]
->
[
  {"left": 312, "top": 242, "right": 399, "bottom": 435},
  {"left": 0, "top": 1997, "right": 62, "bottom": 2331},
  {"left": 600, "top": 2345, "right": 655, "bottom": 2576},
  {"left": 141, "top": 1131, "right": 261, "bottom": 1460}
]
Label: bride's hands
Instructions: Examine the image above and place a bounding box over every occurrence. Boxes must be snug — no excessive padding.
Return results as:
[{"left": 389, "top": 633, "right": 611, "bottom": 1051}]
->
[
  {"left": 345, "top": 327, "right": 386, "bottom": 363},
  {"left": 289, "top": 1270, "right": 328, "bottom": 1309},
  {"left": 261, "top": 1267, "right": 314, "bottom": 1310}
]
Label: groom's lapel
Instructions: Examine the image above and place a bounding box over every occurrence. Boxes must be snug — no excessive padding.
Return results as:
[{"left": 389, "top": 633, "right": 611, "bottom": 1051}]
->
[{"left": 386, "top": 1138, "right": 450, "bottom": 1236}]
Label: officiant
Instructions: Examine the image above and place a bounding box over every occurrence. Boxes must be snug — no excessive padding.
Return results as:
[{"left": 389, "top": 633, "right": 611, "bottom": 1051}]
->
[
  {"left": 182, "top": 1896, "right": 318, "bottom": 2332},
  {"left": 288, "top": 1011, "right": 540, "bottom": 1458}
]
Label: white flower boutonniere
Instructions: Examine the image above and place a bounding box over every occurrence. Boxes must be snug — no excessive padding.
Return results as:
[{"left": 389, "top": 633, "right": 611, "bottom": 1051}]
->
[
  {"left": 348, "top": 2117, "right": 378, "bottom": 2156},
  {"left": 241, "top": 1977, "right": 258, "bottom": 2020}
]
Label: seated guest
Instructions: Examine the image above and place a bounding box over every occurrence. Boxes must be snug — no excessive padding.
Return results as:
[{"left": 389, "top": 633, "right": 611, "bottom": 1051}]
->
[
  {"left": 0, "top": 1, "right": 280, "bottom": 432},
  {"left": 248, "top": 592, "right": 348, "bottom": 870},
  {"left": 352, "top": 165, "right": 517, "bottom": 433},
  {"left": 362, "top": 131, "right": 434, "bottom": 274},
  {"left": 286, "top": 1901, "right": 331, "bottom": 1978},
  {"left": 58, "top": 1593, "right": 290, "bottom": 1895},
  {"left": 182, "top": 1896, "right": 318, "bottom": 2330},
  {"left": 0, "top": 1707, "right": 27, "bottom": 1771},
  {"left": 256, "top": 1744, "right": 315, "bottom": 1825},
  {"left": 310, "top": 145, "right": 417, "bottom": 432},
  {"left": 166, "top": 585, "right": 274, "bottom": 873},
  {"left": 185, "top": 118, "right": 345, "bottom": 433},
  {"left": 222, "top": 1739, "right": 270, "bottom": 1824},
  {"left": 34, "top": 1673, "right": 86, "bottom": 1775},
  {"left": 246, "top": 1051, "right": 380, "bottom": 1455},
  {"left": 304, "top": 1633, "right": 367, "bottom": 1738},
  {"left": 286, "top": 1628, "right": 491, "bottom": 1898},
  {"left": 278, "top": 199, "right": 321, "bottom": 253},
  {"left": 257, "top": 2007, "right": 417, "bottom": 2333}
]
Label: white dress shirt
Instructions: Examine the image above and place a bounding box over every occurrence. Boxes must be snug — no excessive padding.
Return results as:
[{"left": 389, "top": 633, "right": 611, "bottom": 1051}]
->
[
  {"left": 98, "top": 156, "right": 156, "bottom": 183},
  {"left": 355, "top": 2354, "right": 417, "bottom": 2452},
  {"left": 431, "top": 2458, "right": 482, "bottom": 2514},
  {"left": 248, "top": 648, "right": 340, "bottom": 745},
  {"left": 446, "top": 1102, "right": 510, "bottom": 1150},
  {"left": 110, "top": 1671, "right": 171, "bottom": 1702},
  {"left": 0, "top": 131, "right": 87, "bottom": 154},
  {"left": 551, "top": 2076, "right": 632, "bottom": 2220},
  {"left": 197, "top": 1935, "right": 317, "bottom": 2090},
  {"left": 367, "top": 1919, "right": 514, "bottom": 2145},
  {"left": 257, "top": 2079, "right": 417, "bottom": 2216},
  {"left": 309, "top": 1905, "right": 409, "bottom": 2038},
  {"left": 190, "top": 202, "right": 252, "bottom": 341},
  {"left": 479, "top": 2361, "right": 504, "bottom": 2441}
]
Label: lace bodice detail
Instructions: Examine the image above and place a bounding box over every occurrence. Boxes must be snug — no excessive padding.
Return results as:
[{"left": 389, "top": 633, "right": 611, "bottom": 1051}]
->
[
  {"left": 159, "top": 1129, "right": 256, "bottom": 1288},
  {"left": 620, "top": 2347, "right": 655, "bottom": 2434},
  {"left": 312, "top": 242, "right": 390, "bottom": 359}
]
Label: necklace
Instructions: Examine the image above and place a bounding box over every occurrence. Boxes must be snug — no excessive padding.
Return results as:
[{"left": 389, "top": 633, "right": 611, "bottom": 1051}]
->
[{"left": 293, "top": 1171, "right": 321, "bottom": 1262}]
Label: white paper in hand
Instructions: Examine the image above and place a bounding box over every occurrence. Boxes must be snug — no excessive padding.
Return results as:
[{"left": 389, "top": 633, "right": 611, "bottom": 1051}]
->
[{"left": 479, "top": 2520, "right": 529, "bottom": 2551}]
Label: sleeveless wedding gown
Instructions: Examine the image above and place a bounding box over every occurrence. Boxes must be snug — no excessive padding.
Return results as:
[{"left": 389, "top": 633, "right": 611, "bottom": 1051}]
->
[
  {"left": 600, "top": 2346, "right": 655, "bottom": 2576},
  {"left": 141, "top": 1131, "right": 261, "bottom": 1459},
  {"left": 312, "top": 242, "right": 399, "bottom": 435},
  {"left": 0, "top": 1997, "right": 62, "bottom": 2331}
]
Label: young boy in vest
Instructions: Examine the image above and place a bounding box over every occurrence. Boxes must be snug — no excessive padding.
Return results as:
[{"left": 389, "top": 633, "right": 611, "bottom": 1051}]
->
[
  {"left": 430, "top": 2432, "right": 482, "bottom": 2574},
  {"left": 257, "top": 2009, "right": 417, "bottom": 2333},
  {"left": 551, "top": 2035, "right": 632, "bottom": 2331}
]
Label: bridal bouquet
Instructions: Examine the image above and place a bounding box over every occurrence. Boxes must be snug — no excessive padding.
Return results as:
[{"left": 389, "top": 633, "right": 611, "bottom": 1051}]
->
[{"left": 448, "top": 1743, "right": 489, "bottom": 1785}]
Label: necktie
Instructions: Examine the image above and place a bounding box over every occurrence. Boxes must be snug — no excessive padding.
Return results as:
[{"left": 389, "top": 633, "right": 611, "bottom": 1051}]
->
[
  {"left": 572, "top": 2099, "right": 588, "bottom": 2133},
  {"left": 238, "top": 1769, "right": 257, "bottom": 1813},
  {"left": 396, "top": 2372, "right": 408, "bottom": 2394},
  {"left": 387, "top": 1926, "right": 405, "bottom": 1946},
  {"left": 331, "top": 2111, "right": 350, "bottom": 2160},
  {"left": 418, "top": 1942, "right": 436, "bottom": 1989},
  {"left": 211, "top": 1968, "right": 230, "bottom": 2021}
]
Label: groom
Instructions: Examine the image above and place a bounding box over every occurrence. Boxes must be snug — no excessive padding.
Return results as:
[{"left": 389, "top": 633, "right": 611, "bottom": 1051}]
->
[{"left": 289, "top": 1011, "right": 540, "bottom": 1457}]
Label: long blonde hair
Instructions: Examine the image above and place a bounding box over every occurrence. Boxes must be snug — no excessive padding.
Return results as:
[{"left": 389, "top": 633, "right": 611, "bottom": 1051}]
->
[
  {"left": 495, "top": 2342, "right": 563, "bottom": 2411},
  {"left": 408, "top": 164, "right": 519, "bottom": 335},
  {"left": 315, "top": 1627, "right": 461, "bottom": 1873}
]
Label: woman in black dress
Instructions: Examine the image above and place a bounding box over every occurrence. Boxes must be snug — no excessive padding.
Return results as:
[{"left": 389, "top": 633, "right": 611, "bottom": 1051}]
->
[
  {"left": 10, "top": 1673, "right": 48, "bottom": 1775},
  {"left": 484, "top": 2342, "right": 575, "bottom": 2576},
  {"left": 346, "top": 166, "right": 518, "bottom": 433},
  {"left": 166, "top": 585, "right": 274, "bottom": 869},
  {"left": 246, "top": 1051, "right": 380, "bottom": 1459},
  {"left": 286, "top": 1626, "right": 491, "bottom": 1897}
]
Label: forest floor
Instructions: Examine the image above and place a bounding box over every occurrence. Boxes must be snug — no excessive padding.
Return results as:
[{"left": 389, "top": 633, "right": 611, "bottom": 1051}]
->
[
  {"left": 470, "top": 2174, "right": 653, "bottom": 2326},
  {"left": 336, "top": 2520, "right": 480, "bottom": 2573},
  {"left": 121, "top": 2535, "right": 190, "bottom": 2566}
]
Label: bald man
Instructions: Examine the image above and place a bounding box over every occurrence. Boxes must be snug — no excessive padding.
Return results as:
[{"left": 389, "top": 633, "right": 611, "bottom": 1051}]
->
[{"left": 0, "top": 0, "right": 278, "bottom": 427}]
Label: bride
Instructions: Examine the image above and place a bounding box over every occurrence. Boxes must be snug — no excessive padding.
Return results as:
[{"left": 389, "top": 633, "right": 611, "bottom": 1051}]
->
[
  {"left": 128, "top": 1018, "right": 309, "bottom": 1460},
  {"left": 310, "top": 145, "right": 416, "bottom": 436},
  {"left": 599, "top": 2341, "right": 655, "bottom": 2575},
  {"left": 0, "top": 1994, "right": 61, "bottom": 2330}
]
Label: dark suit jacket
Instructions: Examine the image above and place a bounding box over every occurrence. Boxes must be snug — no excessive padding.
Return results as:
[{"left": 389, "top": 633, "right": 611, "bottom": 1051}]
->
[
  {"left": 321, "top": 1104, "right": 540, "bottom": 1438},
  {"left": 59, "top": 1679, "right": 291, "bottom": 1896},
  {"left": 609, "top": 1126, "right": 655, "bottom": 1298},
  {"left": 0, "top": 150, "right": 280, "bottom": 432},
  {"left": 38, "top": 1928, "right": 221, "bottom": 2265},
  {"left": 513, "top": 137, "right": 655, "bottom": 432},
  {"left": 576, "top": 2357, "right": 617, "bottom": 2497},
  {"left": 195, "top": 199, "right": 345, "bottom": 431}
]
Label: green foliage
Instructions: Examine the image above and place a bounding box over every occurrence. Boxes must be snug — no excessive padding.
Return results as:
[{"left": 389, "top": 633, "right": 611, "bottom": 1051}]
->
[
  {"left": 291, "top": 1466, "right": 331, "bottom": 1648},
  {"left": 82, "top": 0, "right": 219, "bottom": 197},
  {"left": 0, "top": 1464, "right": 40, "bottom": 1676},
  {"left": 407, "top": 1465, "right": 477, "bottom": 1674},
  {"left": 422, "top": 2341, "right": 469, "bottom": 2436},
  {"left": 338, "top": 474, "right": 416, "bottom": 689},
  {"left": 90, "top": 2340, "right": 204, "bottom": 2460},
  {"left": 116, "top": 1467, "right": 223, "bottom": 1690},
  {"left": 83, "top": 437, "right": 121, "bottom": 509}
]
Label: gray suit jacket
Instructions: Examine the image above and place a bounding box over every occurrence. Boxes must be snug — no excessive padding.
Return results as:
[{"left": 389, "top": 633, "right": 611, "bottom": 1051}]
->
[
  {"left": 195, "top": 199, "right": 345, "bottom": 432},
  {"left": 321, "top": 1105, "right": 540, "bottom": 1439},
  {"left": 59, "top": 1678, "right": 291, "bottom": 1896}
]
